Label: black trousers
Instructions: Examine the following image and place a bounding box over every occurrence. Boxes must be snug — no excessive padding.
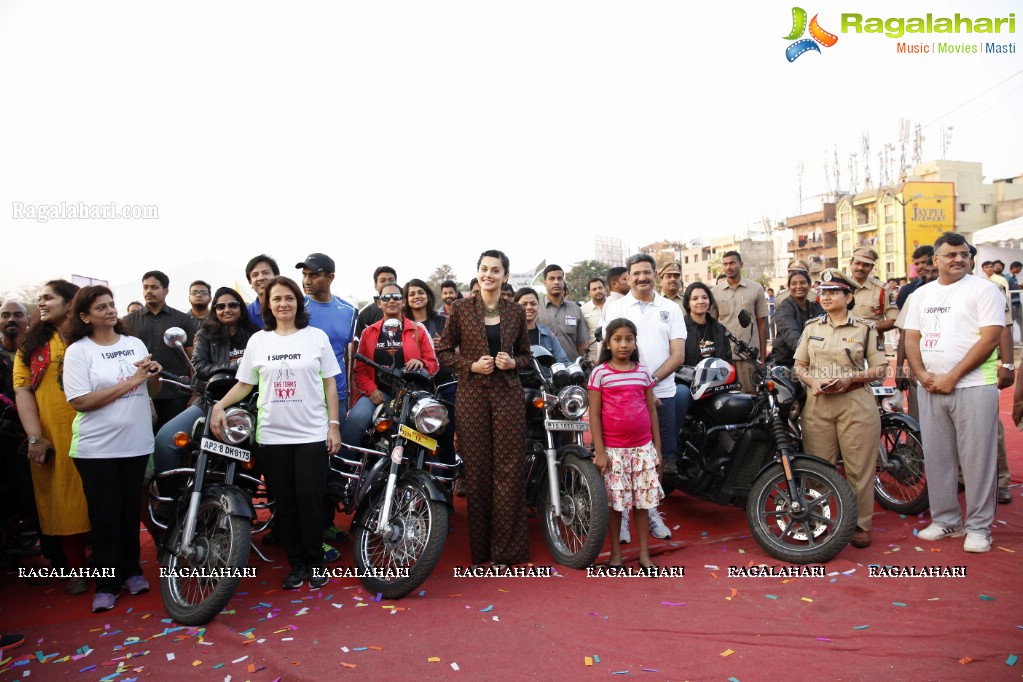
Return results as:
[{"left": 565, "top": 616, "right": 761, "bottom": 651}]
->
[
  {"left": 258, "top": 442, "right": 328, "bottom": 569},
  {"left": 74, "top": 455, "right": 148, "bottom": 594}
]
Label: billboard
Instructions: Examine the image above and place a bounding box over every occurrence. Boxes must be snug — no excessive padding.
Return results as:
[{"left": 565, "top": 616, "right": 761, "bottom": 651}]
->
[{"left": 903, "top": 181, "right": 956, "bottom": 268}]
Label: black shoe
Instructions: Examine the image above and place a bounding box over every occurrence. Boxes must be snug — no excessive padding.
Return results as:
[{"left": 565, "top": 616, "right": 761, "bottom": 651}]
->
[
  {"left": 261, "top": 528, "right": 279, "bottom": 546},
  {"left": 0, "top": 632, "right": 25, "bottom": 652},
  {"left": 309, "top": 565, "right": 329, "bottom": 589},
  {"left": 283, "top": 565, "right": 311, "bottom": 590},
  {"left": 998, "top": 487, "right": 1013, "bottom": 504}
]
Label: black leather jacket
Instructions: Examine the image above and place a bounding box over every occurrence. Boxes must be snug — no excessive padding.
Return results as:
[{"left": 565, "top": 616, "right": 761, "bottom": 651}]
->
[{"left": 191, "top": 327, "right": 257, "bottom": 380}]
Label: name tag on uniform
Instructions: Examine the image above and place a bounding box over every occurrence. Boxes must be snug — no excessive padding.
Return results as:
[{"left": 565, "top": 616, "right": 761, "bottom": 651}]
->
[
  {"left": 564, "top": 316, "right": 577, "bottom": 326},
  {"left": 809, "top": 336, "right": 825, "bottom": 341}
]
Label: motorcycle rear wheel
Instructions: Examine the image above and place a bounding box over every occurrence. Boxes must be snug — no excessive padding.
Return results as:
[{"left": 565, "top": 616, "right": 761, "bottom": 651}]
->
[
  {"left": 539, "top": 451, "right": 608, "bottom": 569},
  {"left": 873, "top": 424, "right": 927, "bottom": 515},
  {"left": 160, "top": 498, "right": 250, "bottom": 626},
  {"left": 353, "top": 482, "right": 448, "bottom": 599},
  {"left": 746, "top": 459, "right": 856, "bottom": 564}
]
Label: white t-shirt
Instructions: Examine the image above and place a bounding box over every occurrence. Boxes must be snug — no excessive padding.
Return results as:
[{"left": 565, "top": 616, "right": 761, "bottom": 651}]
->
[
  {"left": 236, "top": 326, "right": 342, "bottom": 445},
  {"left": 903, "top": 274, "right": 1005, "bottom": 388},
  {"left": 601, "top": 292, "right": 687, "bottom": 399},
  {"left": 64, "top": 335, "right": 155, "bottom": 458}
]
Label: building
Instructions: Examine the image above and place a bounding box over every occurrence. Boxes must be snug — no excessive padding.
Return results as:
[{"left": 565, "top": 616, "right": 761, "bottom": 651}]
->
[
  {"left": 785, "top": 203, "right": 837, "bottom": 278},
  {"left": 835, "top": 160, "right": 1023, "bottom": 278}
]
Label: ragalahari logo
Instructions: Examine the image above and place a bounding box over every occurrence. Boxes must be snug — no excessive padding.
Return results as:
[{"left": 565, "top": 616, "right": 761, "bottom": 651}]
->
[{"left": 784, "top": 7, "right": 838, "bottom": 61}]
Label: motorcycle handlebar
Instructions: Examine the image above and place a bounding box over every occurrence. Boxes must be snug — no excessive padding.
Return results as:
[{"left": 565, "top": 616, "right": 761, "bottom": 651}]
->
[{"left": 158, "top": 370, "right": 192, "bottom": 390}]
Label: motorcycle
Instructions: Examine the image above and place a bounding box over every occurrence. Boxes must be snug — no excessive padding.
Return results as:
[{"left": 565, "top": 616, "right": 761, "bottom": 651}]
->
[
  {"left": 769, "top": 351, "right": 927, "bottom": 515},
  {"left": 148, "top": 327, "right": 261, "bottom": 625},
  {"left": 334, "top": 344, "right": 456, "bottom": 599},
  {"left": 521, "top": 345, "right": 608, "bottom": 569},
  {"left": 674, "top": 315, "right": 857, "bottom": 564}
]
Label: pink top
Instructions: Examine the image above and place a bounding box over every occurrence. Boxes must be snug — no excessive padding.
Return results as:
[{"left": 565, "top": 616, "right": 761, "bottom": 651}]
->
[{"left": 587, "top": 362, "right": 654, "bottom": 448}]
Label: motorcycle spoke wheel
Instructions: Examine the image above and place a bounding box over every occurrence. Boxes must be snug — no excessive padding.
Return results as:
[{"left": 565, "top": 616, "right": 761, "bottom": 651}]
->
[
  {"left": 540, "top": 452, "right": 608, "bottom": 569},
  {"left": 873, "top": 425, "right": 928, "bottom": 514},
  {"left": 160, "top": 499, "right": 250, "bottom": 626},
  {"left": 353, "top": 482, "right": 448, "bottom": 599},
  {"left": 746, "top": 460, "right": 856, "bottom": 564}
]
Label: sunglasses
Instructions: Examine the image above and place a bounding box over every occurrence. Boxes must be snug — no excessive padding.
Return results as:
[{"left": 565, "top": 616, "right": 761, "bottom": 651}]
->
[
  {"left": 214, "top": 301, "right": 242, "bottom": 311},
  {"left": 379, "top": 293, "right": 402, "bottom": 302}
]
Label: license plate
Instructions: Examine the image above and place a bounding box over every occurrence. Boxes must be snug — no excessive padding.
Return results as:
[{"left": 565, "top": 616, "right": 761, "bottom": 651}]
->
[
  {"left": 545, "top": 419, "right": 589, "bottom": 432},
  {"left": 398, "top": 423, "right": 438, "bottom": 451},
  {"left": 201, "top": 437, "right": 251, "bottom": 463},
  {"left": 871, "top": 386, "right": 896, "bottom": 397}
]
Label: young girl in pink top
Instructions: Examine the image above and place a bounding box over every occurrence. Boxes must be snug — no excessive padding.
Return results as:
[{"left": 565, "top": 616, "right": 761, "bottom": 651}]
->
[{"left": 587, "top": 318, "right": 663, "bottom": 572}]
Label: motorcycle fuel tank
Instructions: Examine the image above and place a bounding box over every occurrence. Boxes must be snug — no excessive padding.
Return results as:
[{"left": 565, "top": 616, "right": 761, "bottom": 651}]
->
[{"left": 704, "top": 392, "right": 756, "bottom": 425}]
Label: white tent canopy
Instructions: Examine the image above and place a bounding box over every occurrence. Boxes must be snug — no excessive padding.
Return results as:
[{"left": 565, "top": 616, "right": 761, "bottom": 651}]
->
[{"left": 974, "top": 217, "right": 1023, "bottom": 247}]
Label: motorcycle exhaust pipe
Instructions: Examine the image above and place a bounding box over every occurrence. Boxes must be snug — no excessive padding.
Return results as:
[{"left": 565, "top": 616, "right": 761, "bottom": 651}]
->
[{"left": 545, "top": 447, "right": 562, "bottom": 518}]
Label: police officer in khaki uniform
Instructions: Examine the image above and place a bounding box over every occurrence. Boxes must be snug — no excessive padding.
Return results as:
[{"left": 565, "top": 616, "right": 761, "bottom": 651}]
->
[
  {"left": 846, "top": 247, "right": 898, "bottom": 334},
  {"left": 793, "top": 269, "right": 887, "bottom": 549},
  {"left": 658, "top": 262, "right": 685, "bottom": 310}
]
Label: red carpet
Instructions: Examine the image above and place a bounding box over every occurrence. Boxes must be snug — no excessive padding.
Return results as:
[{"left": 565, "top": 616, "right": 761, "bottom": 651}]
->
[{"left": 2, "top": 388, "right": 1021, "bottom": 681}]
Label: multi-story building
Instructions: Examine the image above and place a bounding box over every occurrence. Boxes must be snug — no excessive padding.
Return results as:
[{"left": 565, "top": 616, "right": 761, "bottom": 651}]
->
[
  {"left": 785, "top": 203, "right": 837, "bottom": 278},
  {"left": 835, "top": 160, "right": 1023, "bottom": 279}
]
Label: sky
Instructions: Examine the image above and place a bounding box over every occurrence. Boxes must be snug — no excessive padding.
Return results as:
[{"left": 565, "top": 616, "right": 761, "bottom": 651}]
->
[{"left": 1, "top": 0, "right": 1020, "bottom": 309}]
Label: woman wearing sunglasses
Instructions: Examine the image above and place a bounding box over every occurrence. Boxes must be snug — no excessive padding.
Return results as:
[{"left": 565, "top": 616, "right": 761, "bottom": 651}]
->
[
  {"left": 342, "top": 283, "right": 439, "bottom": 449},
  {"left": 152, "top": 287, "right": 259, "bottom": 494}
]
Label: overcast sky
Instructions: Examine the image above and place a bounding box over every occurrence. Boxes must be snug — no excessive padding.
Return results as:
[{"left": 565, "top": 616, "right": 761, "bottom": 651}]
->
[{"left": 1, "top": 0, "right": 1020, "bottom": 308}]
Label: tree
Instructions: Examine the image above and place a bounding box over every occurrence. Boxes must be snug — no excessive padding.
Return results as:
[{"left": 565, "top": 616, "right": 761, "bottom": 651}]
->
[
  {"left": 565, "top": 260, "right": 611, "bottom": 302},
  {"left": 425, "top": 264, "right": 463, "bottom": 295}
]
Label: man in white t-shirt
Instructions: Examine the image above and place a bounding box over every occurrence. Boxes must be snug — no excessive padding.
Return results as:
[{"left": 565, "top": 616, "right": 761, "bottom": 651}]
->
[
  {"left": 904, "top": 233, "right": 1004, "bottom": 553},
  {"left": 602, "top": 253, "right": 686, "bottom": 541}
]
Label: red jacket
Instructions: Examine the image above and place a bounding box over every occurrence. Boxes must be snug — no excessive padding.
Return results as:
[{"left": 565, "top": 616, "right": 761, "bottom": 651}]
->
[{"left": 353, "top": 317, "right": 440, "bottom": 398}]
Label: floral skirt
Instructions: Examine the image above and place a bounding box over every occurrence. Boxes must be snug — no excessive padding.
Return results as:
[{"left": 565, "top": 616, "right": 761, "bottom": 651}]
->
[{"left": 603, "top": 441, "right": 664, "bottom": 512}]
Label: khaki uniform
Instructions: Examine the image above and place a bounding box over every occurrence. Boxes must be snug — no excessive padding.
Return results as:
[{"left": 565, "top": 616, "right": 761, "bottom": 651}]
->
[
  {"left": 665, "top": 293, "right": 685, "bottom": 311},
  {"left": 795, "top": 314, "right": 886, "bottom": 531},
  {"left": 850, "top": 276, "right": 898, "bottom": 325},
  {"left": 712, "top": 278, "right": 768, "bottom": 394}
]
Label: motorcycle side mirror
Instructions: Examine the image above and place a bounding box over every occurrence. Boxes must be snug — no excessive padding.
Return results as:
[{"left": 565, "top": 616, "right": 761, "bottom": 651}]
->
[
  {"left": 738, "top": 310, "right": 752, "bottom": 329},
  {"left": 163, "top": 327, "right": 188, "bottom": 348},
  {"left": 594, "top": 328, "right": 603, "bottom": 342}
]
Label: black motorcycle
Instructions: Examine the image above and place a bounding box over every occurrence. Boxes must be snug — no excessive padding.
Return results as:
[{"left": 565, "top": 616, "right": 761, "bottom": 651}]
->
[
  {"left": 772, "top": 355, "right": 927, "bottom": 515},
  {"left": 521, "top": 346, "right": 608, "bottom": 569},
  {"left": 334, "top": 347, "right": 456, "bottom": 599},
  {"left": 148, "top": 328, "right": 260, "bottom": 625},
  {"left": 674, "top": 321, "right": 856, "bottom": 564}
]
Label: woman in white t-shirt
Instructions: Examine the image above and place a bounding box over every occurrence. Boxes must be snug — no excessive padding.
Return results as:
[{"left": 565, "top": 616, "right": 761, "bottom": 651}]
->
[
  {"left": 63, "top": 286, "right": 163, "bottom": 613},
  {"left": 211, "top": 276, "right": 341, "bottom": 591}
]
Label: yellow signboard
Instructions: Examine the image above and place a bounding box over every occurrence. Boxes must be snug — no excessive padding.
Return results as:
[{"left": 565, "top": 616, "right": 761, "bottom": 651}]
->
[{"left": 903, "top": 181, "right": 956, "bottom": 265}]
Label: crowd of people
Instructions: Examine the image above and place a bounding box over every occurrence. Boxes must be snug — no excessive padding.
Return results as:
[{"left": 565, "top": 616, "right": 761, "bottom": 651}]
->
[{"left": 0, "top": 234, "right": 1017, "bottom": 626}]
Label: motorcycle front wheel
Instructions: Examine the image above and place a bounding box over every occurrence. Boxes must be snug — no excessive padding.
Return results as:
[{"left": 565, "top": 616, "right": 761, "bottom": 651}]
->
[
  {"left": 873, "top": 423, "right": 927, "bottom": 515},
  {"left": 353, "top": 482, "right": 448, "bottom": 599},
  {"left": 746, "top": 458, "right": 856, "bottom": 564},
  {"left": 539, "top": 451, "right": 609, "bottom": 569},
  {"left": 160, "top": 498, "right": 251, "bottom": 626}
]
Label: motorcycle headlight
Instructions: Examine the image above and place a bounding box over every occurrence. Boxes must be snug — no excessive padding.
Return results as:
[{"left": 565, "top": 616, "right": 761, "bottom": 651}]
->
[
  {"left": 411, "top": 398, "right": 449, "bottom": 435},
  {"left": 222, "top": 408, "right": 254, "bottom": 445},
  {"left": 557, "top": 385, "right": 588, "bottom": 419}
]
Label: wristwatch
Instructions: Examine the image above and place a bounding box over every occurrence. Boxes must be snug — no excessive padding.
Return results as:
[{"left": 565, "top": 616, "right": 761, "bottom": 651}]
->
[
  {"left": 1002, "top": 363, "right": 1016, "bottom": 371},
  {"left": 28, "top": 435, "right": 40, "bottom": 445}
]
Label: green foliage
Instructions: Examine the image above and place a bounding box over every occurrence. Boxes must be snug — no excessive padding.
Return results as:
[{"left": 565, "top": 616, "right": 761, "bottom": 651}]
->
[
  {"left": 565, "top": 259, "right": 611, "bottom": 301},
  {"left": 425, "top": 264, "right": 463, "bottom": 295}
]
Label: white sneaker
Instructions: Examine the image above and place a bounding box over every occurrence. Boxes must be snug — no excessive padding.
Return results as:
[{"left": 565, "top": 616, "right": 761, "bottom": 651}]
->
[
  {"left": 963, "top": 532, "right": 991, "bottom": 553},
  {"left": 917, "top": 523, "right": 964, "bottom": 541},
  {"left": 648, "top": 507, "right": 672, "bottom": 540},
  {"left": 619, "top": 510, "right": 631, "bottom": 544}
]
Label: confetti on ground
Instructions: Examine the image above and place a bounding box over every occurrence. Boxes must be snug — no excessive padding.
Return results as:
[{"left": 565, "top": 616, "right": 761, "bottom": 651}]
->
[
  {"left": 428, "top": 657, "right": 440, "bottom": 663},
  {"left": 853, "top": 625, "right": 869, "bottom": 630},
  {"left": 801, "top": 597, "right": 813, "bottom": 603},
  {"left": 340, "top": 662, "right": 356, "bottom": 669},
  {"left": 958, "top": 657, "right": 972, "bottom": 665},
  {"left": 660, "top": 602, "right": 685, "bottom": 607},
  {"left": 765, "top": 595, "right": 778, "bottom": 600},
  {"left": 594, "top": 655, "right": 601, "bottom": 663},
  {"left": 584, "top": 657, "right": 593, "bottom": 666},
  {"left": 893, "top": 602, "right": 907, "bottom": 607},
  {"left": 980, "top": 595, "right": 996, "bottom": 601},
  {"left": 720, "top": 649, "right": 734, "bottom": 657},
  {"left": 612, "top": 671, "right": 629, "bottom": 675},
  {"left": 1007, "top": 654, "right": 1018, "bottom": 666},
  {"left": 480, "top": 605, "right": 494, "bottom": 612},
  {"left": 451, "top": 662, "right": 460, "bottom": 671},
  {"left": 166, "top": 654, "right": 175, "bottom": 661},
  {"left": 816, "top": 638, "right": 832, "bottom": 642},
  {"left": 642, "top": 668, "right": 659, "bottom": 672}
]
